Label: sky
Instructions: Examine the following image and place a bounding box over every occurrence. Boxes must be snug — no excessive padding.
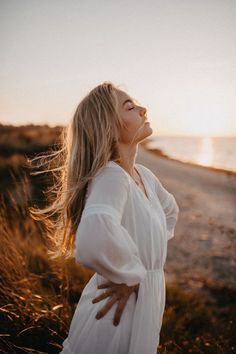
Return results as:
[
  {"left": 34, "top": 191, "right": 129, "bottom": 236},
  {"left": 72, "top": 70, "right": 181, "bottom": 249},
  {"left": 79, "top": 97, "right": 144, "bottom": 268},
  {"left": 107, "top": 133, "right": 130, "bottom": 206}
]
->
[{"left": 0, "top": 0, "right": 236, "bottom": 137}]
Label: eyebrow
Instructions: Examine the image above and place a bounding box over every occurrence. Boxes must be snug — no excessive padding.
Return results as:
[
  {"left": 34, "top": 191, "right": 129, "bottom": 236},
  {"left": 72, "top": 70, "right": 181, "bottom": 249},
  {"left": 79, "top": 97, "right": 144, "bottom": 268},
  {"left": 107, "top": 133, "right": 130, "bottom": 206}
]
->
[{"left": 122, "top": 99, "right": 134, "bottom": 106}]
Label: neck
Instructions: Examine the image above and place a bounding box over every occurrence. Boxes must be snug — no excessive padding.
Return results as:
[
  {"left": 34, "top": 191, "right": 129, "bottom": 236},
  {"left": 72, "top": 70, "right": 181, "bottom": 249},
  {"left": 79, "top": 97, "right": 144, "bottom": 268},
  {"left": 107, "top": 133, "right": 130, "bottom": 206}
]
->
[{"left": 116, "top": 143, "right": 138, "bottom": 178}]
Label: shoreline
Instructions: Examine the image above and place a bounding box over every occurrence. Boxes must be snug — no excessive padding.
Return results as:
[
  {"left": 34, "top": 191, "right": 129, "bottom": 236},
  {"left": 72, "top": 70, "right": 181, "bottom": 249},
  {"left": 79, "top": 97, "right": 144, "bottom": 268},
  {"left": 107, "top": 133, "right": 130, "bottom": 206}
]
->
[{"left": 140, "top": 141, "right": 236, "bottom": 179}]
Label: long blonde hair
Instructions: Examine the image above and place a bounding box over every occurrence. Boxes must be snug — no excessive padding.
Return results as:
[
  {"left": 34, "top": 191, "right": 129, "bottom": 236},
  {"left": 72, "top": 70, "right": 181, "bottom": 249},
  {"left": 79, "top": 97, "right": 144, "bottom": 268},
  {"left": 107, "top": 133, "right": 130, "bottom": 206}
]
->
[{"left": 29, "top": 81, "right": 126, "bottom": 261}]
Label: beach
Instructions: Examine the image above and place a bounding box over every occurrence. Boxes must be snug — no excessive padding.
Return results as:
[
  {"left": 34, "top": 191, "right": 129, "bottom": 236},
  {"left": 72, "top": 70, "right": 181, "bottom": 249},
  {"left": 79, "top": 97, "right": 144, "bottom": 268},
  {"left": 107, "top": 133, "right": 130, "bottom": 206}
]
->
[{"left": 137, "top": 143, "right": 236, "bottom": 294}]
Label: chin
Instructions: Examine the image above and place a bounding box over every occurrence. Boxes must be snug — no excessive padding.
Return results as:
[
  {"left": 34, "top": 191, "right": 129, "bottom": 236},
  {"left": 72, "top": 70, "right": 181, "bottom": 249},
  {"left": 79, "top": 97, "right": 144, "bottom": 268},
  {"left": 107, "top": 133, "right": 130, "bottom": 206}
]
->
[
  {"left": 139, "top": 130, "right": 153, "bottom": 143},
  {"left": 145, "top": 126, "right": 153, "bottom": 136}
]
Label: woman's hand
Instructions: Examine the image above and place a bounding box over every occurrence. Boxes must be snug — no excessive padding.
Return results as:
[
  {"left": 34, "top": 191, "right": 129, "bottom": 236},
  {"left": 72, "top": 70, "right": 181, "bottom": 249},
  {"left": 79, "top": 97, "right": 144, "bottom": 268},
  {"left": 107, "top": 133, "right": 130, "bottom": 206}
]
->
[{"left": 92, "top": 280, "right": 139, "bottom": 326}]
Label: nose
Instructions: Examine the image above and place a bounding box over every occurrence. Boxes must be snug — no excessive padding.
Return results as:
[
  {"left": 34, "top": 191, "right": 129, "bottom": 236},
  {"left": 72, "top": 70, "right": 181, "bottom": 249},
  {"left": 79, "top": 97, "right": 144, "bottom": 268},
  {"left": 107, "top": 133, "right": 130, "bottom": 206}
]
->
[
  {"left": 140, "top": 106, "right": 147, "bottom": 119},
  {"left": 139, "top": 106, "right": 146, "bottom": 115}
]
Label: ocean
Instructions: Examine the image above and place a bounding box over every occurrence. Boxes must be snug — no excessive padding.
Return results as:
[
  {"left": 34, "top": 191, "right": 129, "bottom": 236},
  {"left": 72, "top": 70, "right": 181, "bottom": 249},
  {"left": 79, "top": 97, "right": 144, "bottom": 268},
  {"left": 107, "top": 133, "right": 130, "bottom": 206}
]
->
[{"left": 145, "top": 136, "right": 236, "bottom": 173}]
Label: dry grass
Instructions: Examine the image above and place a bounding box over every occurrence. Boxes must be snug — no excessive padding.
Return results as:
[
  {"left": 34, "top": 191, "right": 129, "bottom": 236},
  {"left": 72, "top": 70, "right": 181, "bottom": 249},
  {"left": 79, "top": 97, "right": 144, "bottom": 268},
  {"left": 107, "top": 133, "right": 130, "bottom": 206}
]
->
[
  {"left": 0, "top": 173, "right": 94, "bottom": 353},
  {"left": 158, "top": 283, "right": 236, "bottom": 353}
]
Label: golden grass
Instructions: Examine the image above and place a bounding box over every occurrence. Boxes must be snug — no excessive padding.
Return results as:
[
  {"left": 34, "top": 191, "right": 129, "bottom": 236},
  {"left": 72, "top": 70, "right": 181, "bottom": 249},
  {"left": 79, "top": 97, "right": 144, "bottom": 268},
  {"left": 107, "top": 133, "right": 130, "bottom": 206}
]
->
[{"left": 0, "top": 172, "right": 93, "bottom": 353}]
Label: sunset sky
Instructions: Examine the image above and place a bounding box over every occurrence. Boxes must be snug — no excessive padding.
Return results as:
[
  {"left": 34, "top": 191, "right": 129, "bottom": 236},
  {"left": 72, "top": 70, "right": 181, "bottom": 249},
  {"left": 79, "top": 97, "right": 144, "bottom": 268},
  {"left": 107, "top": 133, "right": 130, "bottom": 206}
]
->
[{"left": 1, "top": 0, "right": 236, "bottom": 137}]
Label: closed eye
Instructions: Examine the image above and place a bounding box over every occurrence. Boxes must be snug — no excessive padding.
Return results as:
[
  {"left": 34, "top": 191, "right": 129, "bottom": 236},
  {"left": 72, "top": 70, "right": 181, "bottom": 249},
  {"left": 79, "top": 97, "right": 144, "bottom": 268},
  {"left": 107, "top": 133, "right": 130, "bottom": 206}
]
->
[{"left": 129, "top": 107, "right": 135, "bottom": 110}]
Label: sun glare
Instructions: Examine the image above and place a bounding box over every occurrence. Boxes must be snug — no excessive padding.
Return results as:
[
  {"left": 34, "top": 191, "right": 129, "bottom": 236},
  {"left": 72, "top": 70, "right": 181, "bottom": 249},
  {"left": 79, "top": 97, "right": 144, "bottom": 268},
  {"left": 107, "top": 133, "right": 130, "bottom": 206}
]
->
[{"left": 196, "top": 137, "right": 214, "bottom": 167}]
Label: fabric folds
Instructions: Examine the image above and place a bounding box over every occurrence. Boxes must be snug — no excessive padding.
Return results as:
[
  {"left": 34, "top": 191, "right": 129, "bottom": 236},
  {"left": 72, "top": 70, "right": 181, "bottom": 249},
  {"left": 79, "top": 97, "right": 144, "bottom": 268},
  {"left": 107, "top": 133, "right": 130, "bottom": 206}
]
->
[{"left": 75, "top": 209, "right": 147, "bottom": 286}]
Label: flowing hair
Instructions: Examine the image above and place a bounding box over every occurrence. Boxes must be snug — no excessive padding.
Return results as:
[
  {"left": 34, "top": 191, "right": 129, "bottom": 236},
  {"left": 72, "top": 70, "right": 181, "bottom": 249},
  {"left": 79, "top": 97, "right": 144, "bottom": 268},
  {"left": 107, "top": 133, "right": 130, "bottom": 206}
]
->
[{"left": 29, "top": 81, "right": 127, "bottom": 261}]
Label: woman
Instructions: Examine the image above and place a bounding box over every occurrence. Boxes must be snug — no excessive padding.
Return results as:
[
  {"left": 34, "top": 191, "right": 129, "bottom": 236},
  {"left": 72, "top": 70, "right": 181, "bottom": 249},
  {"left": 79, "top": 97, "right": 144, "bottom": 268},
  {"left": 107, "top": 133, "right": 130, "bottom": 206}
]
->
[{"left": 31, "top": 81, "right": 179, "bottom": 354}]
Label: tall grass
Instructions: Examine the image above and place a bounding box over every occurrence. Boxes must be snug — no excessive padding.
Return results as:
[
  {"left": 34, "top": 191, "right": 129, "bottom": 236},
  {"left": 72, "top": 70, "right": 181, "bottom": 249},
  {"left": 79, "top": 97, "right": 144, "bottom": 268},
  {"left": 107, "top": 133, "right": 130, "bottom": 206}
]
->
[{"left": 0, "top": 173, "right": 93, "bottom": 353}]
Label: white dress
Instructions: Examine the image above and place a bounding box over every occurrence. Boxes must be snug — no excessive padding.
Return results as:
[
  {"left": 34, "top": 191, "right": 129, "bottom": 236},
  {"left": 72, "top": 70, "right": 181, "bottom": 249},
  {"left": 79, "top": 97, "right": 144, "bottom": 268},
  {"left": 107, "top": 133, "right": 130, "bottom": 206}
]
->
[{"left": 60, "top": 160, "right": 179, "bottom": 354}]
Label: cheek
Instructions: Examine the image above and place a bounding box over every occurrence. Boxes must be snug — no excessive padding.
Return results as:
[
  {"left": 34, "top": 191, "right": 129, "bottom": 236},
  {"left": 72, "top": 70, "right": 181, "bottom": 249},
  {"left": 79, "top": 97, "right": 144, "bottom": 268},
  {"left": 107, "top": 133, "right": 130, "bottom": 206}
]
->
[
  {"left": 122, "top": 113, "right": 141, "bottom": 131},
  {"left": 119, "top": 115, "right": 143, "bottom": 143}
]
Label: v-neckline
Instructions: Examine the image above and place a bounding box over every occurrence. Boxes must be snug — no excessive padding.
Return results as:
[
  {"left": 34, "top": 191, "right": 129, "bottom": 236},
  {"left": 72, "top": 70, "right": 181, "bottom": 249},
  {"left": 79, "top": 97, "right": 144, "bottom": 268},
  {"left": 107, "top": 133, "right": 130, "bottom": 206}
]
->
[
  {"left": 108, "top": 161, "right": 152, "bottom": 204},
  {"left": 134, "top": 164, "right": 150, "bottom": 202}
]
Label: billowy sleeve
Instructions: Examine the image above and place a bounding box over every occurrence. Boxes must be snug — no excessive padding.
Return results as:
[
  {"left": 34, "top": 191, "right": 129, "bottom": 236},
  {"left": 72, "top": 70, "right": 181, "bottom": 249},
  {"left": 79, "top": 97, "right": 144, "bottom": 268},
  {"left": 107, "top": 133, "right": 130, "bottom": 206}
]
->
[
  {"left": 74, "top": 166, "right": 147, "bottom": 286},
  {"left": 154, "top": 175, "right": 179, "bottom": 240},
  {"left": 142, "top": 165, "right": 179, "bottom": 240}
]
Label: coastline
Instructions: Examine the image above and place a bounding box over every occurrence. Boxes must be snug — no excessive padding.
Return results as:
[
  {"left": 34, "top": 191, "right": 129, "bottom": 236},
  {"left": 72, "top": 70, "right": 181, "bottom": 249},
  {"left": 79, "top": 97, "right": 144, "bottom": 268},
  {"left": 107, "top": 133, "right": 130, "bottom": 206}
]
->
[{"left": 140, "top": 141, "right": 236, "bottom": 178}]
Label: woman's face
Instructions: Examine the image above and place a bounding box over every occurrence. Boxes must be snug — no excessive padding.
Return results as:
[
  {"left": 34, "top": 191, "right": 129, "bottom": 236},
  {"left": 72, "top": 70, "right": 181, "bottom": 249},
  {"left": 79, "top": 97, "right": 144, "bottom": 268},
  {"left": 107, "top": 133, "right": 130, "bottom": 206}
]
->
[{"left": 116, "top": 89, "right": 153, "bottom": 145}]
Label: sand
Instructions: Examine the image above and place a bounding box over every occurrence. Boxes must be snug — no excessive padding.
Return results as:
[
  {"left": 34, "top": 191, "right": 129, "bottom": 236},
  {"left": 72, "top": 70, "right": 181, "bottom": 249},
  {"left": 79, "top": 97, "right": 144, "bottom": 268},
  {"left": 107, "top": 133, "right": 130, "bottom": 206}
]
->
[{"left": 136, "top": 144, "right": 236, "bottom": 293}]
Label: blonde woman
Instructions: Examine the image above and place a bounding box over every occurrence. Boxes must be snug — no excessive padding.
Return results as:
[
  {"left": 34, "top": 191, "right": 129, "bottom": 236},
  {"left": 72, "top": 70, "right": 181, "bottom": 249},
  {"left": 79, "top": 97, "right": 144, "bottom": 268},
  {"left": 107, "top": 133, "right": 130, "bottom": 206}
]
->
[{"left": 32, "top": 82, "right": 179, "bottom": 354}]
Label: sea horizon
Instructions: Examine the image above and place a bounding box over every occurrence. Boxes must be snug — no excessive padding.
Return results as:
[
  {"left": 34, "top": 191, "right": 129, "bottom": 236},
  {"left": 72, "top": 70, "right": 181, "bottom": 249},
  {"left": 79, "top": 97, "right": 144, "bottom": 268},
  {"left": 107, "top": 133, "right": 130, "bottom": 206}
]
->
[{"left": 145, "top": 135, "right": 236, "bottom": 173}]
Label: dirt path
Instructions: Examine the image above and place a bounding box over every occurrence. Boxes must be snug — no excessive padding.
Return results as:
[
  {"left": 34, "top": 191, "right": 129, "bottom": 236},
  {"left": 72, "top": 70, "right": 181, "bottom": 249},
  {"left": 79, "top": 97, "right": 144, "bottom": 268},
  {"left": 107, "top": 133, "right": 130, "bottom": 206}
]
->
[{"left": 137, "top": 145, "right": 236, "bottom": 293}]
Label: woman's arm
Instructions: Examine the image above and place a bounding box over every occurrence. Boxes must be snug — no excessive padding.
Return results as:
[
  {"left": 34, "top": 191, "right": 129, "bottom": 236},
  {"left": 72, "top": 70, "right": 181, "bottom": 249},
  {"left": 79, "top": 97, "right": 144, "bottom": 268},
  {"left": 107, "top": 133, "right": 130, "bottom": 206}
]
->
[
  {"left": 75, "top": 166, "right": 147, "bottom": 326},
  {"left": 74, "top": 165, "right": 147, "bottom": 285},
  {"left": 140, "top": 165, "right": 180, "bottom": 240},
  {"left": 154, "top": 177, "right": 180, "bottom": 240}
]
